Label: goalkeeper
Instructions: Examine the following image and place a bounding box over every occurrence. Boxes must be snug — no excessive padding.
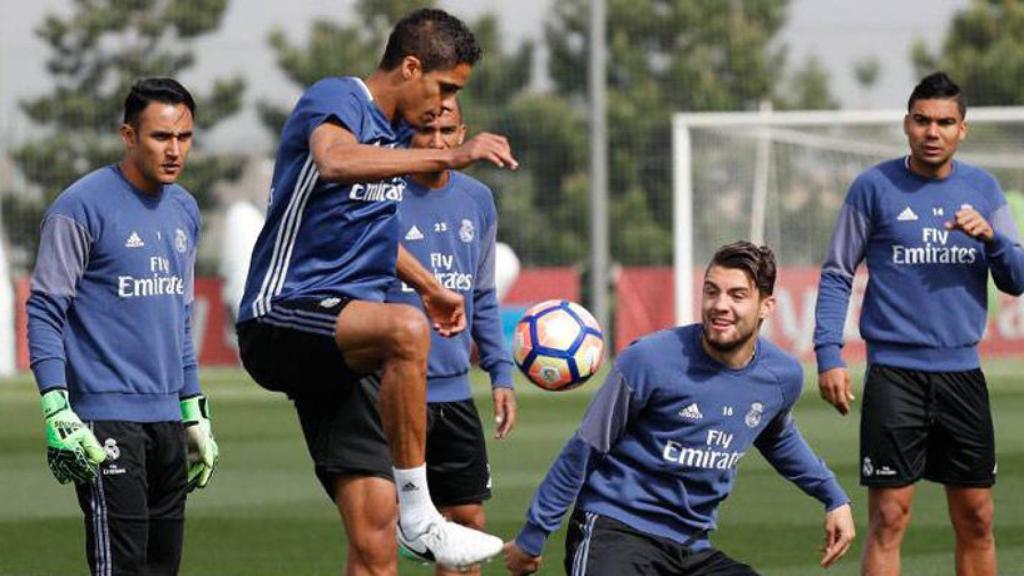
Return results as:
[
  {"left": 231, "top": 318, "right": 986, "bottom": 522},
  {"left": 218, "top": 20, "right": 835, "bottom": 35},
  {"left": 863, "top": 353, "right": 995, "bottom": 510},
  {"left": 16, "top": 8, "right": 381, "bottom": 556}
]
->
[{"left": 27, "top": 78, "right": 217, "bottom": 576}]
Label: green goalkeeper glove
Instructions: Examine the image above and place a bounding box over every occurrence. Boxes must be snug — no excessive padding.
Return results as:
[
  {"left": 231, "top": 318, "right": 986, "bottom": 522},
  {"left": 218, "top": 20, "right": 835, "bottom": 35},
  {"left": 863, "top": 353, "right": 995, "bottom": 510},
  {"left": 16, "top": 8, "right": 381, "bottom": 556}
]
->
[
  {"left": 180, "top": 395, "right": 218, "bottom": 492},
  {"left": 41, "top": 389, "right": 106, "bottom": 484}
]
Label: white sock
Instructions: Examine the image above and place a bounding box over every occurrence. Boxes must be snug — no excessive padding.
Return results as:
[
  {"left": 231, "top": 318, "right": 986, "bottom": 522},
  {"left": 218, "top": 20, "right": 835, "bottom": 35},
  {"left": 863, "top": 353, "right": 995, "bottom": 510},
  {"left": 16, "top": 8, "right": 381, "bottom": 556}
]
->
[{"left": 394, "top": 465, "right": 440, "bottom": 536}]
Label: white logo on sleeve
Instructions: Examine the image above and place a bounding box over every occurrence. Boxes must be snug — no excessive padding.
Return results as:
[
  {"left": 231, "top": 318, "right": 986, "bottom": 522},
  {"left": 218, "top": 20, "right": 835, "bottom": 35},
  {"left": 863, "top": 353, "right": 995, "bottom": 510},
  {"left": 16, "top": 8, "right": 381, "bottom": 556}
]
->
[
  {"left": 459, "top": 219, "right": 475, "bottom": 243},
  {"left": 678, "top": 403, "right": 703, "bottom": 420},
  {"left": 744, "top": 402, "right": 764, "bottom": 428},
  {"left": 125, "top": 231, "right": 145, "bottom": 248},
  {"left": 175, "top": 228, "right": 188, "bottom": 253},
  {"left": 897, "top": 207, "right": 918, "bottom": 222},
  {"left": 405, "top": 225, "right": 424, "bottom": 241}
]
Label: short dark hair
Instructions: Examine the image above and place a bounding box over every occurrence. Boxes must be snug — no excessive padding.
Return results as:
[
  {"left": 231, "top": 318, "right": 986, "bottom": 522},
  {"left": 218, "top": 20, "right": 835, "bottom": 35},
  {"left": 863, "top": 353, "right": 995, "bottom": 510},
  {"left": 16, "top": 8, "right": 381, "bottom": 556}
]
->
[
  {"left": 123, "top": 78, "right": 196, "bottom": 127},
  {"left": 908, "top": 72, "right": 966, "bottom": 119},
  {"left": 379, "top": 9, "right": 481, "bottom": 73},
  {"left": 707, "top": 241, "right": 777, "bottom": 296}
]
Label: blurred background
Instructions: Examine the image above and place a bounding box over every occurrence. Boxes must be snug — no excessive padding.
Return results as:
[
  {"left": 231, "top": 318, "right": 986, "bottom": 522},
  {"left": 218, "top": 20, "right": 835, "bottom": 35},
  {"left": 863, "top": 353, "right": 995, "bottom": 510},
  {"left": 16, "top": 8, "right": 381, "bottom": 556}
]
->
[
  {"left": 3, "top": 3, "right": 1024, "bottom": 575},
  {"left": 0, "top": 0, "right": 1022, "bottom": 367}
]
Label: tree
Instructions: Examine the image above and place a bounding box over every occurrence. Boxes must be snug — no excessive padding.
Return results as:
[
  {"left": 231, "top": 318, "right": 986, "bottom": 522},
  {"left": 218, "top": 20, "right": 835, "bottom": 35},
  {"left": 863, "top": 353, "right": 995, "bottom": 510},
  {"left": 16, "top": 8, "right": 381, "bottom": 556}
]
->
[
  {"left": 6, "top": 0, "right": 245, "bottom": 271},
  {"left": 544, "top": 0, "right": 797, "bottom": 265},
  {"left": 777, "top": 54, "right": 840, "bottom": 110},
  {"left": 911, "top": 0, "right": 1024, "bottom": 105},
  {"left": 257, "top": 0, "right": 434, "bottom": 140},
  {"left": 259, "top": 2, "right": 587, "bottom": 265}
]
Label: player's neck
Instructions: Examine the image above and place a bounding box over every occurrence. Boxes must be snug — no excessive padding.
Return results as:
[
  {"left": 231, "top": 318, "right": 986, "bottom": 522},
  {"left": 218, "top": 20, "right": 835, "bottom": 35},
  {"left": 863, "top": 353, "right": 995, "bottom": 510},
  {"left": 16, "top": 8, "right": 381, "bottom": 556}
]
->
[
  {"left": 907, "top": 155, "right": 954, "bottom": 180},
  {"left": 118, "top": 160, "right": 162, "bottom": 195},
  {"left": 364, "top": 70, "right": 399, "bottom": 122},
  {"left": 411, "top": 170, "right": 450, "bottom": 189},
  {"left": 700, "top": 335, "right": 757, "bottom": 370}
]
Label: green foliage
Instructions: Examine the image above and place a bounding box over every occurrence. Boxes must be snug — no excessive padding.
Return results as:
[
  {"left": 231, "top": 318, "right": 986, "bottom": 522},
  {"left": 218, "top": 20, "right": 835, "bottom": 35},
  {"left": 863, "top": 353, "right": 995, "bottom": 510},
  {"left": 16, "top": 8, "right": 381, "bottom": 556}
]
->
[
  {"left": 776, "top": 54, "right": 840, "bottom": 110},
  {"left": 7, "top": 0, "right": 245, "bottom": 270},
  {"left": 260, "top": 1, "right": 835, "bottom": 269},
  {"left": 545, "top": 0, "right": 795, "bottom": 265},
  {"left": 912, "top": 0, "right": 1024, "bottom": 105}
]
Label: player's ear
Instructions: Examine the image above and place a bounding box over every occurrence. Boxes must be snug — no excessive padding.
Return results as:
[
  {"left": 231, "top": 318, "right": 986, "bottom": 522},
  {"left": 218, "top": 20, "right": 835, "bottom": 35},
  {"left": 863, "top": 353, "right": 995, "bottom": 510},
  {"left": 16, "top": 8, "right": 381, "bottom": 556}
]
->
[
  {"left": 400, "top": 55, "right": 423, "bottom": 80},
  {"left": 120, "top": 123, "right": 136, "bottom": 151},
  {"left": 456, "top": 124, "right": 466, "bottom": 146},
  {"left": 902, "top": 114, "right": 911, "bottom": 137},
  {"left": 959, "top": 120, "right": 968, "bottom": 142},
  {"left": 757, "top": 293, "right": 776, "bottom": 321}
]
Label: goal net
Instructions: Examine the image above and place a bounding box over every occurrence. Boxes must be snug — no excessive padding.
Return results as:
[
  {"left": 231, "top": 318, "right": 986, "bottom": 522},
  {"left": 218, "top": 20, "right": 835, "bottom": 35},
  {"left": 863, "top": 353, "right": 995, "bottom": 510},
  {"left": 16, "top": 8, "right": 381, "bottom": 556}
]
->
[{"left": 672, "top": 107, "right": 1024, "bottom": 360}]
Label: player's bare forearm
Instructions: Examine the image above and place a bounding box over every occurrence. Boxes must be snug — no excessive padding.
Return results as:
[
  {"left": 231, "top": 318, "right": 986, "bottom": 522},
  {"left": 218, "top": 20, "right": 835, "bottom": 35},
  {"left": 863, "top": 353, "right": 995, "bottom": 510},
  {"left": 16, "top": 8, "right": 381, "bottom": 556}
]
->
[
  {"left": 311, "top": 122, "right": 453, "bottom": 183},
  {"left": 310, "top": 123, "right": 518, "bottom": 184},
  {"left": 398, "top": 245, "right": 466, "bottom": 336},
  {"left": 397, "top": 244, "right": 440, "bottom": 296}
]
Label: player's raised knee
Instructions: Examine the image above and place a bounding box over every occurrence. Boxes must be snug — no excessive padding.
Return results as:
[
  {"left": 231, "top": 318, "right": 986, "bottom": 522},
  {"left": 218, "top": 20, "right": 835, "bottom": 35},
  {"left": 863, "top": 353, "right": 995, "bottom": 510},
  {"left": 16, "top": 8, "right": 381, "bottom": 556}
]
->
[{"left": 385, "top": 304, "right": 430, "bottom": 359}]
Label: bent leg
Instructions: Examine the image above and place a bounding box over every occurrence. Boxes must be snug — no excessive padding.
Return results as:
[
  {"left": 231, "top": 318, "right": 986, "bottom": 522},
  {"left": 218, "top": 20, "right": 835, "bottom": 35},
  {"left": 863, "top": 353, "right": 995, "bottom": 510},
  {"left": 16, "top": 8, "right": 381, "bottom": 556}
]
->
[
  {"left": 946, "top": 487, "right": 996, "bottom": 576},
  {"left": 862, "top": 485, "right": 915, "bottom": 576},
  {"left": 335, "top": 475, "right": 399, "bottom": 576},
  {"left": 336, "top": 301, "right": 429, "bottom": 468}
]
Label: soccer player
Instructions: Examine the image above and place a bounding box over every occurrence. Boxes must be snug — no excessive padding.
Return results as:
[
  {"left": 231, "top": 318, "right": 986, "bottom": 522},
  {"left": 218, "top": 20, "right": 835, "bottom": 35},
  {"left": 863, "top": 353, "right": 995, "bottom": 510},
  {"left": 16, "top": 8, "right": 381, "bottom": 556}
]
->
[
  {"left": 814, "top": 72, "right": 1024, "bottom": 576},
  {"left": 386, "top": 101, "right": 517, "bottom": 576},
  {"left": 235, "top": 8, "right": 517, "bottom": 573},
  {"left": 505, "top": 242, "right": 856, "bottom": 576},
  {"left": 27, "top": 78, "right": 218, "bottom": 575}
]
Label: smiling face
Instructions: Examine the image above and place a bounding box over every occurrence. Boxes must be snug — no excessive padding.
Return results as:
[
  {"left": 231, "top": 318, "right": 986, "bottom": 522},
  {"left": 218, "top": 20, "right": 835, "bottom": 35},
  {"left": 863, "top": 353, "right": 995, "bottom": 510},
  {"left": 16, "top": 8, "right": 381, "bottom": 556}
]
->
[
  {"left": 397, "top": 57, "right": 472, "bottom": 127},
  {"left": 904, "top": 97, "right": 966, "bottom": 178},
  {"left": 120, "top": 101, "right": 193, "bottom": 191},
  {"left": 700, "top": 265, "right": 774, "bottom": 355}
]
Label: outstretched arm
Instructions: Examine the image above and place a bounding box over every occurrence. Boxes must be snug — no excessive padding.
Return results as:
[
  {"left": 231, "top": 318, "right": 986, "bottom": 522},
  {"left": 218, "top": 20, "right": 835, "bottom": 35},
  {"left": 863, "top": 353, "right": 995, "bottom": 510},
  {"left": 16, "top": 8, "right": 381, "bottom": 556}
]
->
[
  {"left": 755, "top": 411, "right": 854, "bottom": 567},
  {"left": 509, "top": 367, "right": 641, "bottom": 567},
  {"left": 310, "top": 122, "right": 517, "bottom": 184}
]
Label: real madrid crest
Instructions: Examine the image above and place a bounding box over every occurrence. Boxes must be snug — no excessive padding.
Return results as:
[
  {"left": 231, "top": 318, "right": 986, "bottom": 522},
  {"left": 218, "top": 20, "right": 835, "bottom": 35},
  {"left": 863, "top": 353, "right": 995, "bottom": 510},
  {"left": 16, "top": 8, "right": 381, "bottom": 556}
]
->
[
  {"left": 459, "top": 219, "right": 474, "bottom": 243},
  {"left": 744, "top": 402, "right": 764, "bottom": 428},
  {"left": 103, "top": 438, "right": 121, "bottom": 461},
  {"left": 175, "top": 228, "right": 188, "bottom": 253}
]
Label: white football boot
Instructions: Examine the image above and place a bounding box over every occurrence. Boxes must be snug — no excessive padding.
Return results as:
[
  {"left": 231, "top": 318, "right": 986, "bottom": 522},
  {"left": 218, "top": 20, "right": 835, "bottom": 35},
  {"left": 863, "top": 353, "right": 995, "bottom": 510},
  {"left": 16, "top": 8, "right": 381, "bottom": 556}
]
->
[{"left": 397, "top": 518, "right": 503, "bottom": 569}]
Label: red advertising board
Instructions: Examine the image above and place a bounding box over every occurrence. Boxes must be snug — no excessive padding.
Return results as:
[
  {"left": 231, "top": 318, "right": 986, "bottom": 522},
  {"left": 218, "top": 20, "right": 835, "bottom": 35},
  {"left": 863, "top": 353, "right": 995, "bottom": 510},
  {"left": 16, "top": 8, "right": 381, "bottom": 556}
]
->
[{"left": 615, "top": 266, "right": 1024, "bottom": 361}]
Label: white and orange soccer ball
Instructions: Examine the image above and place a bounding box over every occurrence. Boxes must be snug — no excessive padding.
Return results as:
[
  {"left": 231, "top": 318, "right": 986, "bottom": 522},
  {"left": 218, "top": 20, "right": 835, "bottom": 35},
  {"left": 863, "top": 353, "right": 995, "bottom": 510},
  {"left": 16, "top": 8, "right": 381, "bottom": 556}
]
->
[{"left": 513, "top": 300, "right": 604, "bottom": 391}]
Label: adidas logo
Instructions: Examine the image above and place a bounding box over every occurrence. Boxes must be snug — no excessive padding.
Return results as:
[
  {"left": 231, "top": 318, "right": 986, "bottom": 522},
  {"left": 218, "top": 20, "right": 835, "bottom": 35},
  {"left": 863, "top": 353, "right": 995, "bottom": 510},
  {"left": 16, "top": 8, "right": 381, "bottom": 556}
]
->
[
  {"left": 679, "top": 403, "right": 703, "bottom": 420},
  {"left": 125, "top": 232, "right": 145, "bottom": 248},
  {"left": 897, "top": 207, "right": 918, "bottom": 222},
  {"left": 405, "top": 225, "right": 424, "bottom": 241},
  {"left": 401, "top": 482, "right": 419, "bottom": 493}
]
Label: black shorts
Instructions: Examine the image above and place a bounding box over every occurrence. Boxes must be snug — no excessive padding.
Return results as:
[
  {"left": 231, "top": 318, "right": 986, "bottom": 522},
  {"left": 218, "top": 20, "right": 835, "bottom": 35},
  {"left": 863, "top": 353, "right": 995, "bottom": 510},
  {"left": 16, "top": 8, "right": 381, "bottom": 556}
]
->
[
  {"left": 425, "top": 399, "right": 491, "bottom": 507},
  {"left": 564, "top": 509, "right": 758, "bottom": 576},
  {"left": 238, "top": 300, "right": 393, "bottom": 498},
  {"left": 860, "top": 364, "right": 996, "bottom": 488},
  {"left": 75, "top": 420, "right": 187, "bottom": 576}
]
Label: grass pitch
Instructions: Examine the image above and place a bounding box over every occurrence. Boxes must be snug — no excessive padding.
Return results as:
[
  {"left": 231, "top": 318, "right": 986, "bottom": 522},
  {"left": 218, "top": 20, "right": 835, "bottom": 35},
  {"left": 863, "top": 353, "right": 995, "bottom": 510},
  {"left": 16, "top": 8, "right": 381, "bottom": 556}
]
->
[{"left": 2, "top": 361, "right": 1023, "bottom": 575}]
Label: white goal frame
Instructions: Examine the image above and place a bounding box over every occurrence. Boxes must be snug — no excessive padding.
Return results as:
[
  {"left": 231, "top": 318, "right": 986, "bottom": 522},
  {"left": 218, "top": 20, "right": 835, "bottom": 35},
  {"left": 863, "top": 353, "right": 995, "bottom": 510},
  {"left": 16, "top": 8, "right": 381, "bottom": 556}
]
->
[{"left": 672, "top": 106, "right": 1024, "bottom": 326}]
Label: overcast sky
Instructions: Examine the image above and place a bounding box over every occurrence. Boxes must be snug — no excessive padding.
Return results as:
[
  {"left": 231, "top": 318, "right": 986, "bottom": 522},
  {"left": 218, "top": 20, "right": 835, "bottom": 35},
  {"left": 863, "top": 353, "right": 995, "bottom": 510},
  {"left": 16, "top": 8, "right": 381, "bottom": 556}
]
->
[{"left": 0, "top": 0, "right": 971, "bottom": 151}]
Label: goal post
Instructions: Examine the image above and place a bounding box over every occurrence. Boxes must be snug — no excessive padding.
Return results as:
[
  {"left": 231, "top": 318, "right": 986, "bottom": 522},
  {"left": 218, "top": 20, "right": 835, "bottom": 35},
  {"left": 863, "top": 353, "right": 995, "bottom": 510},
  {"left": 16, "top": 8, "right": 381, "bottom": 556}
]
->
[{"left": 672, "top": 106, "right": 1024, "bottom": 358}]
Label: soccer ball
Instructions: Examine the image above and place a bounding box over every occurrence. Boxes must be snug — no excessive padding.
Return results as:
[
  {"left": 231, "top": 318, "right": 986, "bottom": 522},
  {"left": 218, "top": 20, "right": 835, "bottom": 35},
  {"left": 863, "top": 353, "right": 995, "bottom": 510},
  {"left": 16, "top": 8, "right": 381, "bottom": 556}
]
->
[{"left": 513, "top": 300, "right": 604, "bottom": 391}]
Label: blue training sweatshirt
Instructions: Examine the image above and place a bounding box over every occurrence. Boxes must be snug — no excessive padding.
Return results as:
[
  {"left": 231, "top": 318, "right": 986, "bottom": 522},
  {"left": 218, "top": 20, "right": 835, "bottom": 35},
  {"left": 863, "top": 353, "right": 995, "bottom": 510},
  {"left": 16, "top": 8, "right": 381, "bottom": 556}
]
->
[
  {"left": 515, "top": 324, "right": 848, "bottom": 557},
  {"left": 27, "top": 165, "right": 201, "bottom": 422},
  {"left": 815, "top": 157, "right": 1024, "bottom": 373},
  {"left": 239, "top": 77, "right": 411, "bottom": 332},
  {"left": 385, "top": 172, "right": 514, "bottom": 402}
]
